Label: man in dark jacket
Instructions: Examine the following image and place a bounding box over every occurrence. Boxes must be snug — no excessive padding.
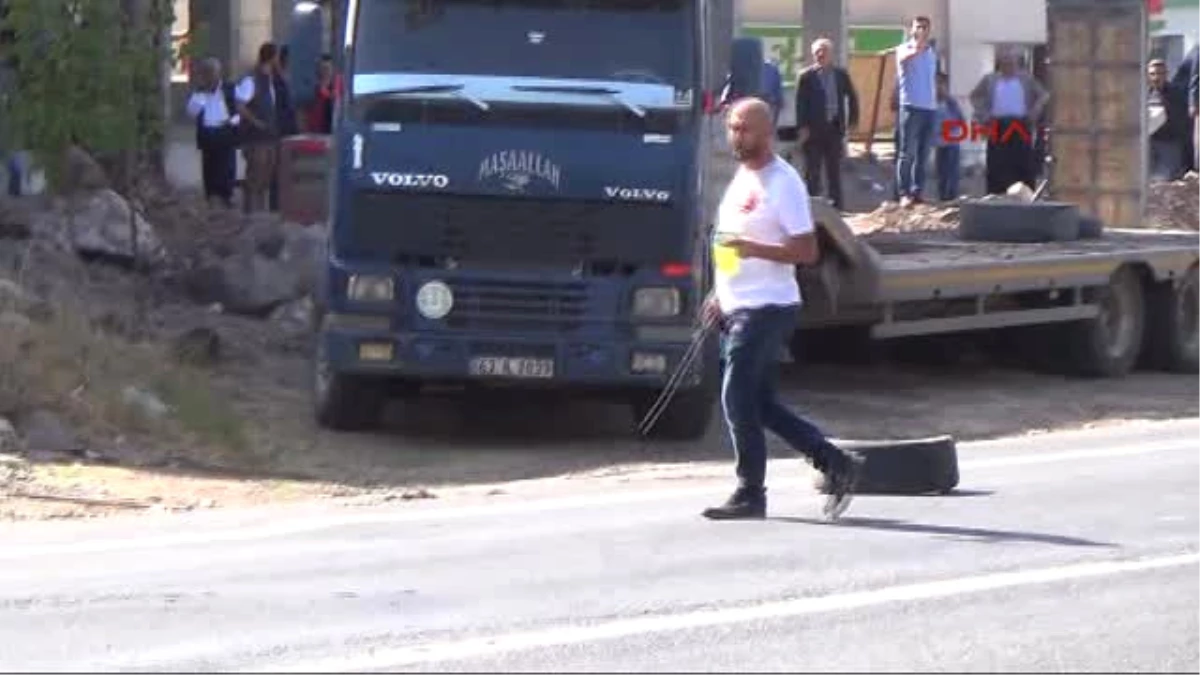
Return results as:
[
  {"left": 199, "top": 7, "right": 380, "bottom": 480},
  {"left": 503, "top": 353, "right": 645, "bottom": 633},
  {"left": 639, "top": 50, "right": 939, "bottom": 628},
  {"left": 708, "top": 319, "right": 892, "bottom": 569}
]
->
[
  {"left": 794, "top": 38, "right": 859, "bottom": 209},
  {"left": 1172, "top": 45, "right": 1199, "bottom": 173},
  {"left": 269, "top": 44, "right": 299, "bottom": 212},
  {"left": 235, "top": 42, "right": 282, "bottom": 214},
  {"left": 1149, "top": 58, "right": 1188, "bottom": 181}
]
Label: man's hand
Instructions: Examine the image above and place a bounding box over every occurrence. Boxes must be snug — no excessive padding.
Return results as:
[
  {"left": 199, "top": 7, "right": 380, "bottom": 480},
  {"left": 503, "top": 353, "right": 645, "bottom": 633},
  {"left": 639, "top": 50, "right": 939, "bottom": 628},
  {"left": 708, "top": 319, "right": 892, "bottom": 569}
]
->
[{"left": 723, "top": 236, "right": 768, "bottom": 260}]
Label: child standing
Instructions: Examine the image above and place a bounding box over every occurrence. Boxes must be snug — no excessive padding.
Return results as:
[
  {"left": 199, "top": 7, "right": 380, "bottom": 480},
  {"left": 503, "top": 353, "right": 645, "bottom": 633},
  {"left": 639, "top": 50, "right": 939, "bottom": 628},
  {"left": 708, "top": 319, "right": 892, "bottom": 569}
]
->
[{"left": 933, "top": 72, "right": 964, "bottom": 201}]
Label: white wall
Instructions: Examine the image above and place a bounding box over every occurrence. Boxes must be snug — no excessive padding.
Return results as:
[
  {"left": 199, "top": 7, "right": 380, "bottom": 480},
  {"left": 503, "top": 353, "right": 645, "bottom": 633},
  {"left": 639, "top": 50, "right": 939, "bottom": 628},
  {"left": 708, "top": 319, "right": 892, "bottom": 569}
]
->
[{"left": 1158, "top": 7, "right": 1199, "bottom": 52}]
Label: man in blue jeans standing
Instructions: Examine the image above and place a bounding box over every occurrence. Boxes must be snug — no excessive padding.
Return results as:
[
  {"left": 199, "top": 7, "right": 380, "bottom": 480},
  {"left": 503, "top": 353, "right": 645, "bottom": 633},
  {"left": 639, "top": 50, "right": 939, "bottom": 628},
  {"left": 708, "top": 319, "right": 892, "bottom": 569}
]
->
[
  {"left": 894, "top": 16, "right": 939, "bottom": 206},
  {"left": 702, "top": 98, "right": 863, "bottom": 522}
]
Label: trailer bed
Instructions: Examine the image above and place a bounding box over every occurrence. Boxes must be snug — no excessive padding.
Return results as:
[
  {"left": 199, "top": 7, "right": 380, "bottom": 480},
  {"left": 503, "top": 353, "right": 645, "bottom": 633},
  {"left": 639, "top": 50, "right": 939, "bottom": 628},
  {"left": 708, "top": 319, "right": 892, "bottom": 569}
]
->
[{"left": 862, "top": 229, "right": 1198, "bottom": 302}]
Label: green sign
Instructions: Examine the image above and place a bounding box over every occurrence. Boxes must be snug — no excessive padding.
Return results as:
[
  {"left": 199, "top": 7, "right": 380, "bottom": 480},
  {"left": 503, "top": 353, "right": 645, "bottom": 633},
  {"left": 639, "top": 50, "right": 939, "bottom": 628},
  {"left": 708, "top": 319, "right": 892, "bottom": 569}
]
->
[{"left": 742, "top": 24, "right": 906, "bottom": 83}]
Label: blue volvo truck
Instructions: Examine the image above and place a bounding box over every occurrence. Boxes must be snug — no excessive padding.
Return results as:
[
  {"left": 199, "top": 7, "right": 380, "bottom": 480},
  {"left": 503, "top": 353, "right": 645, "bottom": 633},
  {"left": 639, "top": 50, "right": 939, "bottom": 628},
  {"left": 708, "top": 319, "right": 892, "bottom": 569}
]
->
[{"left": 294, "top": 0, "right": 761, "bottom": 439}]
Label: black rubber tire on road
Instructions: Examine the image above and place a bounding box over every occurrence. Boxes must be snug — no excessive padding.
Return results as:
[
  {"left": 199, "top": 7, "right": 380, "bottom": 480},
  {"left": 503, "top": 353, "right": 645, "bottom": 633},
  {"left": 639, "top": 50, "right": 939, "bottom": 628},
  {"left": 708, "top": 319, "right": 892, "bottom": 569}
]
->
[
  {"left": 957, "top": 201, "right": 1081, "bottom": 243},
  {"left": 813, "top": 435, "right": 960, "bottom": 496},
  {"left": 633, "top": 336, "right": 720, "bottom": 442},
  {"left": 312, "top": 339, "right": 387, "bottom": 431},
  {"left": 1140, "top": 264, "right": 1199, "bottom": 373},
  {"left": 1060, "top": 265, "right": 1146, "bottom": 378}
]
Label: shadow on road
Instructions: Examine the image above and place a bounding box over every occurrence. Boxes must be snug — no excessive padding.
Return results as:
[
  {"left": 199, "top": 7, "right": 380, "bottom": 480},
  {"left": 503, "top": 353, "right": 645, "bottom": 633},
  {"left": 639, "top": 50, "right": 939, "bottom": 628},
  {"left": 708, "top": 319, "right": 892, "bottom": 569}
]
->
[{"left": 770, "top": 515, "right": 1117, "bottom": 548}]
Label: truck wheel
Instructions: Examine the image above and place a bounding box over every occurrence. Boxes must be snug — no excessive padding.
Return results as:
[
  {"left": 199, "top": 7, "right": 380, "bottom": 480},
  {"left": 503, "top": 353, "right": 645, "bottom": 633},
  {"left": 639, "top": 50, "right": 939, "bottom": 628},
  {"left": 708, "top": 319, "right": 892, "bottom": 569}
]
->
[
  {"left": 1061, "top": 265, "right": 1146, "bottom": 378},
  {"left": 632, "top": 340, "right": 719, "bottom": 441},
  {"left": 1140, "top": 265, "right": 1199, "bottom": 373},
  {"left": 312, "top": 340, "right": 386, "bottom": 431},
  {"left": 813, "top": 435, "right": 960, "bottom": 496},
  {"left": 958, "top": 201, "right": 1081, "bottom": 243}
]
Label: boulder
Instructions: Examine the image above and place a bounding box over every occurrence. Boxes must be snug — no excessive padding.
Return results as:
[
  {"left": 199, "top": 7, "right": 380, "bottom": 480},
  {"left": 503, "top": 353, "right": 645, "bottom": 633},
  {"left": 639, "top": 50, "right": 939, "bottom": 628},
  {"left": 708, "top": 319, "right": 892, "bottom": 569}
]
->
[{"left": 38, "top": 189, "right": 167, "bottom": 268}]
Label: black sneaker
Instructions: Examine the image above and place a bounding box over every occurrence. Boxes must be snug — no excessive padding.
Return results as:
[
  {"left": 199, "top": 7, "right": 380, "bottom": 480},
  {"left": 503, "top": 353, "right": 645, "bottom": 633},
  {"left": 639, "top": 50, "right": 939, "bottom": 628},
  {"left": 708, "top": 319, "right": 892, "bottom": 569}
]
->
[
  {"left": 702, "top": 487, "right": 767, "bottom": 520},
  {"left": 822, "top": 450, "right": 864, "bottom": 522}
]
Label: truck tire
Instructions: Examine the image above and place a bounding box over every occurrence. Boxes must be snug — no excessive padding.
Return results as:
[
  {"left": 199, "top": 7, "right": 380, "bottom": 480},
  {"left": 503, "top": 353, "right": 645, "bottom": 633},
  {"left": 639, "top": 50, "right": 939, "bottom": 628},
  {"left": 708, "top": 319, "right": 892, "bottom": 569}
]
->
[
  {"left": 312, "top": 339, "right": 387, "bottom": 431},
  {"left": 1061, "top": 265, "right": 1146, "bottom": 378},
  {"left": 1140, "top": 264, "right": 1199, "bottom": 373},
  {"left": 958, "top": 201, "right": 1081, "bottom": 243},
  {"left": 632, "top": 338, "right": 720, "bottom": 441},
  {"left": 813, "top": 435, "right": 960, "bottom": 496}
]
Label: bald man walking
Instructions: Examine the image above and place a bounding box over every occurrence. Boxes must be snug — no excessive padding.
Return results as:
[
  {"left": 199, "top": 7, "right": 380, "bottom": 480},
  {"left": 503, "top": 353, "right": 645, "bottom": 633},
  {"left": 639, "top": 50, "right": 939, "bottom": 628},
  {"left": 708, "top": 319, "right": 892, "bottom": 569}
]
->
[{"left": 703, "top": 98, "right": 863, "bottom": 521}]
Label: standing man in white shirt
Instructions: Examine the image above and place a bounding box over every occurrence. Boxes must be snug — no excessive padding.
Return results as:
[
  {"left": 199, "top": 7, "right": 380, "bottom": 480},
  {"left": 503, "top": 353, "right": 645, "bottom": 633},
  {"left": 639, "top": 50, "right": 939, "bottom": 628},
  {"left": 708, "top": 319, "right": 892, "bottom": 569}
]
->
[
  {"left": 702, "top": 98, "right": 863, "bottom": 521},
  {"left": 186, "top": 58, "right": 240, "bottom": 208}
]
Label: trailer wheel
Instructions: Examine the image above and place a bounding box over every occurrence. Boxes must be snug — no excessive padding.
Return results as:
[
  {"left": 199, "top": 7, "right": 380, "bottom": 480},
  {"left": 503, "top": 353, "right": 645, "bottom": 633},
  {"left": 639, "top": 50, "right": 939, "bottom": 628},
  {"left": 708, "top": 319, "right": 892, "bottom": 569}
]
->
[
  {"left": 1061, "top": 265, "right": 1146, "bottom": 378},
  {"left": 813, "top": 435, "right": 959, "bottom": 496},
  {"left": 312, "top": 338, "right": 387, "bottom": 431},
  {"left": 1140, "top": 264, "right": 1199, "bottom": 373},
  {"left": 632, "top": 338, "right": 720, "bottom": 441}
]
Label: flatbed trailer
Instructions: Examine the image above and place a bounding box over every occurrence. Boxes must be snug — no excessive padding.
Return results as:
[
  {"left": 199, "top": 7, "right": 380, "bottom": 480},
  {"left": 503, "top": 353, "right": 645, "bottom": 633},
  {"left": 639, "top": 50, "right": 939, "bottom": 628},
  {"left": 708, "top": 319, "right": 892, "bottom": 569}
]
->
[{"left": 792, "top": 209, "right": 1199, "bottom": 377}]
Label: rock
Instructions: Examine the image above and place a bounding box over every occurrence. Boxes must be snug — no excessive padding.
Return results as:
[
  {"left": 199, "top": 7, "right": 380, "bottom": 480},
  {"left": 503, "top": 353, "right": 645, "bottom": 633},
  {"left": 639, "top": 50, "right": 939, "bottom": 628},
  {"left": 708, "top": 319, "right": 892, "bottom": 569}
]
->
[
  {"left": 242, "top": 216, "right": 287, "bottom": 259},
  {"left": 0, "top": 278, "right": 32, "bottom": 310},
  {"left": 845, "top": 201, "right": 962, "bottom": 235},
  {"left": 1147, "top": 172, "right": 1199, "bottom": 231},
  {"left": 0, "top": 197, "right": 34, "bottom": 239},
  {"left": 0, "top": 311, "right": 32, "bottom": 336},
  {"left": 271, "top": 295, "right": 315, "bottom": 334},
  {"left": 0, "top": 417, "right": 20, "bottom": 454},
  {"left": 56, "top": 189, "right": 166, "bottom": 267},
  {"left": 19, "top": 410, "right": 83, "bottom": 455},
  {"left": 183, "top": 225, "right": 325, "bottom": 318},
  {"left": 121, "top": 386, "right": 170, "bottom": 420},
  {"left": 61, "top": 146, "right": 109, "bottom": 194},
  {"left": 172, "top": 326, "right": 222, "bottom": 366},
  {"left": 1005, "top": 182, "right": 1036, "bottom": 202}
]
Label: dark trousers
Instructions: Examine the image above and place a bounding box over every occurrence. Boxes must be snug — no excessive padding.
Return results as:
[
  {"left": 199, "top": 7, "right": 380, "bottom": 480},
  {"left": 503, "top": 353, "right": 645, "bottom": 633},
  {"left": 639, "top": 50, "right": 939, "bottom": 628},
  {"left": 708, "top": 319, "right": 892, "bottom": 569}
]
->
[
  {"left": 985, "top": 116, "right": 1035, "bottom": 194},
  {"left": 934, "top": 144, "right": 961, "bottom": 201},
  {"left": 199, "top": 134, "right": 236, "bottom": 205},
  {"left": 801, "top": 130, "right": 845, "bottom": 209},
  {"left": 896, "top": 105, "right": 936, "bottom": 199},
  {"left": 1150, "top": 138, "right": 1185, "bottom": 181},
  {"left": 721, "top": 304, "right": 839, "bottom": 490}
]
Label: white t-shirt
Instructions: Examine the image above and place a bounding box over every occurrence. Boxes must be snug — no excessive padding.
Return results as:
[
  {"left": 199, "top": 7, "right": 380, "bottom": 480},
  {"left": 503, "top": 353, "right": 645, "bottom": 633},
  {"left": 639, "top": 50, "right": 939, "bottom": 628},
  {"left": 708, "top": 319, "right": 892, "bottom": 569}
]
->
[{"left": 712, "top": 155, "right": 814, "bottom": 312}]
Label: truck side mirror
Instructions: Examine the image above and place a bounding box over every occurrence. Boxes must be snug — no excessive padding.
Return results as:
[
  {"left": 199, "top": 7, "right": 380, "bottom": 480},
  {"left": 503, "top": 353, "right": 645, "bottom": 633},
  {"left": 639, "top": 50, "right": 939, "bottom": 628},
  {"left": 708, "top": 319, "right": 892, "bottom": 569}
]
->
[{"left": 726, "top": 36, "right": 766, "bottom": 104}]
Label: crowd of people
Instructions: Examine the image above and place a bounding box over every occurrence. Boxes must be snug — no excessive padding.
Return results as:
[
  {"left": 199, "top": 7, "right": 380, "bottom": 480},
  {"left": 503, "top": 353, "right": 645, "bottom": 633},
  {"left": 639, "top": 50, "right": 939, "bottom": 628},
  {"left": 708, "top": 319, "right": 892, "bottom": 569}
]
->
[{"left": 185, "top": 42, "right": 341, "bottom": 213}]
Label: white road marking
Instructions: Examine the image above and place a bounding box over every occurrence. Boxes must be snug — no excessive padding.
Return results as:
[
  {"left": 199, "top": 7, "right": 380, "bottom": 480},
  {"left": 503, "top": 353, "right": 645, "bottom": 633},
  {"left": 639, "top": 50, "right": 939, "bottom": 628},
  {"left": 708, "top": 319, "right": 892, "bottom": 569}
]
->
[
  {"left": 0, "top": 437, "right": 1194, "bottom": 560},
  {"left": 264, "top": 552, "right": 1200, "bottom": 672}
]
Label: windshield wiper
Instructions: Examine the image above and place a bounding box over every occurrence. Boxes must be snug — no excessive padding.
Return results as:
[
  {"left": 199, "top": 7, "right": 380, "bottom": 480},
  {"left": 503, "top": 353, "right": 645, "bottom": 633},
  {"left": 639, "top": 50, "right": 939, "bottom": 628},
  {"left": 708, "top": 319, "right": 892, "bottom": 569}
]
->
[
  {"left": 511, "top": 84, "right": 646, "bottom": 118},
  {"left": 357, "top": 83, "right": 490, "bottom": 111}
]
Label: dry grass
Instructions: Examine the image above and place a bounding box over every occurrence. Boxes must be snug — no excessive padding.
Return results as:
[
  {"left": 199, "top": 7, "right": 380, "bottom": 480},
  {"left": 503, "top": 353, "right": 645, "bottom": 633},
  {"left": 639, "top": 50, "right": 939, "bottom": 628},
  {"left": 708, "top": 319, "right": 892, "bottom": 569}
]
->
[{"left": 0, "top": 250, "right": 247, "bottom": 464}]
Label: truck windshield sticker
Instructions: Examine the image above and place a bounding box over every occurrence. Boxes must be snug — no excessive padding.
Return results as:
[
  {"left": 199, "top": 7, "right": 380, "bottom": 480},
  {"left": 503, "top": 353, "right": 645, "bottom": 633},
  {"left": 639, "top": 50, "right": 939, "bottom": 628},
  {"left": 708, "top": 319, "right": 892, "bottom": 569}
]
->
[
  {"left": 370, "top": 172, "right": 451, "bottom": 189},
  {"left": 478, "top": 150, "right": 562, "bottom": 193},
  {"left": 604, "top": 187, "right": 671, "bottom": 203}
]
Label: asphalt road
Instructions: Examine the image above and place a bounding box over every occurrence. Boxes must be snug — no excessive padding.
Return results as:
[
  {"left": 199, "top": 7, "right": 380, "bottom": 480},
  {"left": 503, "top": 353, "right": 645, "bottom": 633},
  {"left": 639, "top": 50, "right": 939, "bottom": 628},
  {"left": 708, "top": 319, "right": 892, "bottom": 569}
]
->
[{"left": 0, "top": 420, "right": 1196, "bottom": 673}]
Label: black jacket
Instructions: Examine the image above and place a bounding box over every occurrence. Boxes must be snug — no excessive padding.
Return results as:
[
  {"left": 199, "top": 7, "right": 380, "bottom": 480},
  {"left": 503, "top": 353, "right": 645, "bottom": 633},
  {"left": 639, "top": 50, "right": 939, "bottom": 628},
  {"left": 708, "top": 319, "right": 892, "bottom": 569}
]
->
[{"left": 794, "top": 65, "right": 859, "bottom": 136}]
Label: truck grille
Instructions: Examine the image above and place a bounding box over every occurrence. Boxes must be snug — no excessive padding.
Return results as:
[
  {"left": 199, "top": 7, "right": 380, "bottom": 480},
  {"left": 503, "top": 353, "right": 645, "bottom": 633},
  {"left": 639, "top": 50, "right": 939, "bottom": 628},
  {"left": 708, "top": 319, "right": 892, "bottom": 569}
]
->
[
  {"left": 347, "top": 192, "right": 680, "bottom": 267},
  {"left": 446, "top": 278, "right": 588, "bottom": 332}
]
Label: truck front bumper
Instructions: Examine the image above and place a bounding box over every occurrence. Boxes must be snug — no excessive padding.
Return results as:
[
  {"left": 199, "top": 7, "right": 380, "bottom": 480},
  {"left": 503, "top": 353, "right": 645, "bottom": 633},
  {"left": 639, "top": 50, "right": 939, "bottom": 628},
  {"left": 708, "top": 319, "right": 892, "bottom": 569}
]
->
[{"left": 318, "top": 315, "right": 709, "bottom": 390}]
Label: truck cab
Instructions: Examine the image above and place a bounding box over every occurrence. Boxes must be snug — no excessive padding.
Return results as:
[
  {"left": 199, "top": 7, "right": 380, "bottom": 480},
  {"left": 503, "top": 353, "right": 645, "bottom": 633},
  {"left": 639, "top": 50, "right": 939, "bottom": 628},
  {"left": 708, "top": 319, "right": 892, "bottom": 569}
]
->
[{"left": 301, "top": 0, "right": 756, "bottom": 438}]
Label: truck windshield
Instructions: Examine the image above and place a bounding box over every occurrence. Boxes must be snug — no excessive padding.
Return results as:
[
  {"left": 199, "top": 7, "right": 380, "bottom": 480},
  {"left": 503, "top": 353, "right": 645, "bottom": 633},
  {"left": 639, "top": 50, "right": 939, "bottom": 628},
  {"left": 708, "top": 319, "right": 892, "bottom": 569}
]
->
[{"left": 352, "top": 0, "right": 695, "bottom": 90}]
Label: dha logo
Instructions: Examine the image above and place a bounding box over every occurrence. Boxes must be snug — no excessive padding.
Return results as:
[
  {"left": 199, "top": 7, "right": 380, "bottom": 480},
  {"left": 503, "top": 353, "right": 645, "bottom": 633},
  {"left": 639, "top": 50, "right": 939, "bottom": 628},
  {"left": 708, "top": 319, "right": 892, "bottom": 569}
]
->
[{"left": 940, "top": 119, "right": 1034, "bottom": 144}]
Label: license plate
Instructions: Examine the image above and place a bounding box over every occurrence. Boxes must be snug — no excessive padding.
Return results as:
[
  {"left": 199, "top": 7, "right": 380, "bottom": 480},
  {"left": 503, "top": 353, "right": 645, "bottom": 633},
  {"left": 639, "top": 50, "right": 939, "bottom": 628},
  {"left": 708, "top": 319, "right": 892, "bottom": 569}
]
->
[{"left": 468, "top": 356, "right": 555, "bottom": 379}]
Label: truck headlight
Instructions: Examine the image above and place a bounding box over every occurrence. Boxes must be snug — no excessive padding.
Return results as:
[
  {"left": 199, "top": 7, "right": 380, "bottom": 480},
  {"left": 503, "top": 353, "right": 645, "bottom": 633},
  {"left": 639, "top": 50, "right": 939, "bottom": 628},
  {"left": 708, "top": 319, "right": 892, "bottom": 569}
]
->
[
  {"left": 632, "top": 287, "right": 681, "bottom": 318},
  {"left": 415, "top": 280, "right": 454, "bottom": 320},
  {"left": 347, "top": 274, "right": 394, "bottom": 302}
]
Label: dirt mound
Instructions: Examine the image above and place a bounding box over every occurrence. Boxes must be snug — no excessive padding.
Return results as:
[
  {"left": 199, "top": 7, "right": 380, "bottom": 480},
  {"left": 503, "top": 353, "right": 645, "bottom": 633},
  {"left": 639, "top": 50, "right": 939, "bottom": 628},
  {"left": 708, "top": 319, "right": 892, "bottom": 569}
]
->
[
  {"left": 844, "top": 200, "right": 961, "bottom": 235},
  {"left": 1146, "top": 173, "right": 1199, "bottom": 231}
]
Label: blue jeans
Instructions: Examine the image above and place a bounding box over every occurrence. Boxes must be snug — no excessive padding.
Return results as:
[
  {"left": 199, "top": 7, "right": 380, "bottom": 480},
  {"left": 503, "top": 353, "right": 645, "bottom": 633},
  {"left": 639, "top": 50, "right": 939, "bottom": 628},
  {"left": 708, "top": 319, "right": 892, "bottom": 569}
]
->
[
  {"left": 896, "top": 105, "right": 936, "bottom": 198},
  {"left": 721, "top": 305, "right": 838, "bottom": 490},
  {"left": 935, "top": 144, "right": 961, "bottom": 201}
]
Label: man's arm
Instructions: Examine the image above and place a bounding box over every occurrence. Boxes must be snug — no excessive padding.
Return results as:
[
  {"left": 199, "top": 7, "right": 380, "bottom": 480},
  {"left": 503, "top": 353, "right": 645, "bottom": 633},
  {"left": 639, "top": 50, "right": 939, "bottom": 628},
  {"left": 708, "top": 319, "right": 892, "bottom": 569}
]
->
[
  {"left": 896, "top": 41, "right": 921, "bottom": 64},
  {"left": 968, "top": 73, "right": 991, "bottom": 121},
  {"left": 841, "top": 68, "right": 860, "bottom": 129},
  {"left": 729, "top": 173, "right": 819, "bottom": 266},
  {"left": 794, "top": 71, "right": 810, "bottom": 141},
  {"left": 1026, "top": 74, "right": 1050, "bottom": 120},
  {"left": 1189, "top": 55, "right": 1199, "bottom": 117},
  {"left": 234, "top": 76, "right": 267, "bottom": 129},
  {"left": 185, "top": 91, "right": 206, "bottom": 119}
]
